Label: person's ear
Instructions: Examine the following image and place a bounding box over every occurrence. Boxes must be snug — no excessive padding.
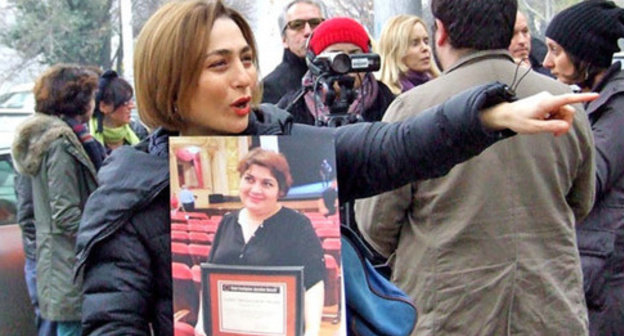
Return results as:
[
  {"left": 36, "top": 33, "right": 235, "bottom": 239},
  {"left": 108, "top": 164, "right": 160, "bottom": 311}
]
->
[
  {"left": 99, "top": 101, "right": 113, "bottom": 115},
  {"left": 435, "top": 19, "right": 447, "bottom": 47}
]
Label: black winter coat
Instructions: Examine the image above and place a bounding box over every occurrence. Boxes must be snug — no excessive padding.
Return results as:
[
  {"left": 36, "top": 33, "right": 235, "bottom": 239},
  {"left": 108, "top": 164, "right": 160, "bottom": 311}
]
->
[
  {"left": 276, "top": 80, "right": 395, "bottom": 125},
  {"left": 76, "top": 83, "right": 516, "bottom": 335},
  {"left": 576, "top": 63, "right": 624, "bottom": 336},
  {"left": 261, "top": 49, "right": 309, "bottom": 104}
]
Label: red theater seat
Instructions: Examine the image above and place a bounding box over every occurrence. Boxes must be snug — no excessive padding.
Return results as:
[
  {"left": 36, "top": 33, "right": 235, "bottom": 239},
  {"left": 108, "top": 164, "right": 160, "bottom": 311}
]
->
[
  {"left": 173, "top": 321, "right": 196, "bottom": 336},
  {"left": 322, "top": 238, "right": 341, "bottom": 267},
  {"left": 189, "top": 232, "right": 214, "bottom": 244},
  {"left": 172, "top": 242, "right": 192, "bottom": 266},
  {"left": 188, "top": 224, "right": 216, "bottom": 233},
  {"left": 172, "top": 263, "right": 199, "bottom": 325},
  {"left": 186, "top": 212, "right": 210, "bottom": 220},
  {"left": 172, "top": 231, "right": 190, "bottom": 243},
  {"left": 191, "top": 264, "right": 202, "bottom": 289},
  {"left": 315, "top": 227, "right": 341, "bottom": 240},
  {"left": 171, "top": 223, "right": 188, "bottom": 232},
  {"left": 171, "top": 211, "right": 189, "bottom": 222},
  {"left": 189, "top": 244, "right": 212, "bottom": 265},
  {"left": 322, "top": 254, "right": 341, "bottom": 323},
  {"left": 323, "top": 254, "right": 340, "bottom": 307},
  {"left": 188, "top": 219, "right": 218, "bottom": 233}
]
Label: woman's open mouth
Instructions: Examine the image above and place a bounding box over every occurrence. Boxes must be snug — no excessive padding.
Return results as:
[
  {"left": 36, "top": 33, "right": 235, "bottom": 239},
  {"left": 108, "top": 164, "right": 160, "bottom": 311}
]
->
[{"left": 231, "top": 97, "right": 251, "bottom": 116}]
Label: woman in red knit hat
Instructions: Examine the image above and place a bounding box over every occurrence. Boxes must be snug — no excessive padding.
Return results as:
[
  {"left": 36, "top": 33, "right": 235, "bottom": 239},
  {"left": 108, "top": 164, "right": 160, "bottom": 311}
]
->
[{"left": 277, "top": 17, "right": 396, "bottom": 126}]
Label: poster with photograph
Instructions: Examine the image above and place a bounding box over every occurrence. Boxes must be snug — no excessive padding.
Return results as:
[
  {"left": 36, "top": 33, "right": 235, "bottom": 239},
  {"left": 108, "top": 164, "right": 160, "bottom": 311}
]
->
[{"left": 169, "top": 135, "right": 345, "bottom": 336}]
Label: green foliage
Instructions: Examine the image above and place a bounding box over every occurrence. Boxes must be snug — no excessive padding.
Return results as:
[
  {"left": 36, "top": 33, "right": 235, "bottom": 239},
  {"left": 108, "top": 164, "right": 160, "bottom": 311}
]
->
[{"left": 2, "top": 0, "right": 114, "bottom": 69}]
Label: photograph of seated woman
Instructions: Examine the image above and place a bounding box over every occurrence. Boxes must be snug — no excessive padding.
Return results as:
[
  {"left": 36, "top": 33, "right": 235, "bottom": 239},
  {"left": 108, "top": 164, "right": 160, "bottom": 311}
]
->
[{"left": 207, "top": 147, "right": 326, "bottom": 336}]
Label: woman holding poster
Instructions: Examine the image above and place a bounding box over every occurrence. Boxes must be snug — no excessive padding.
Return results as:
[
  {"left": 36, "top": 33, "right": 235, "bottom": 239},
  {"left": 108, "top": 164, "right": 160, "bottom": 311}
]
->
[{"left": 75, "top": 0, "right": 597, "bottom": 335}]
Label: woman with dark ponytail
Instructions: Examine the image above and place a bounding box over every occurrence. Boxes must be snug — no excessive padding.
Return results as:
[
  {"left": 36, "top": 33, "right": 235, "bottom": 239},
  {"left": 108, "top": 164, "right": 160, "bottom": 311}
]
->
[{"left": 89, "top": 70, "right": 148, "bottom": 152}]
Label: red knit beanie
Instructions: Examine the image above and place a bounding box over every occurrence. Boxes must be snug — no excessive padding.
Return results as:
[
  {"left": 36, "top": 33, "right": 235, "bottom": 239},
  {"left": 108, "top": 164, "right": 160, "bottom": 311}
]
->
[{"left": 308, "top": 17, "right": 370, "bottom": 55}]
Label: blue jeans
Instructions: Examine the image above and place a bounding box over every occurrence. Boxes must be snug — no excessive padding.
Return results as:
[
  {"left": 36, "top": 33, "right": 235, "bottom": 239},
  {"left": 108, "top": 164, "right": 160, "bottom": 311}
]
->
[{"left": 24, "top": 257, "right": 57, "bottom": 336}]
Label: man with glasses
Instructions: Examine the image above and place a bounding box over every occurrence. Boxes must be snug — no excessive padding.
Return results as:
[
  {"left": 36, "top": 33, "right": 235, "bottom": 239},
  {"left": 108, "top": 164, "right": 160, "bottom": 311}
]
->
[{"left": 262, "top": 0, "right": 327, "bottom": 104}]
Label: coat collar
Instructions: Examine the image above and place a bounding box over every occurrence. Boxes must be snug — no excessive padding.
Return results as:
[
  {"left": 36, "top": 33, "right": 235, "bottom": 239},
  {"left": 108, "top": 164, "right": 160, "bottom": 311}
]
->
[
  {"left": 586, "top": 62, "right": 624, "bottom": 116},
  {"left": 282, "top": 48, "right": 307, "bottom": 68},
  {"left": 445, "top": 50, "right": 516, "bottom": 74},
  {"left": 12, "top": 113, "right": 95, "bottom": 176}
]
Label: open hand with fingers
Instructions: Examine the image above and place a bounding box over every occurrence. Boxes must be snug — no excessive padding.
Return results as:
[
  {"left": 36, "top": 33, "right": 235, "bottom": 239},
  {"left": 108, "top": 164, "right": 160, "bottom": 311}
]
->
[{"left": 481, "top": 91, "right": 599, "bottom": 136}]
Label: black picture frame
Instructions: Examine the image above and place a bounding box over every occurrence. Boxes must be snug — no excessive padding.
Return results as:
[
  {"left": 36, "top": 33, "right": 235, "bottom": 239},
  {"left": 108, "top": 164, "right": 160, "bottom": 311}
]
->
[{"left": 201, "top": 264, "right": 304, "bottom": 336}]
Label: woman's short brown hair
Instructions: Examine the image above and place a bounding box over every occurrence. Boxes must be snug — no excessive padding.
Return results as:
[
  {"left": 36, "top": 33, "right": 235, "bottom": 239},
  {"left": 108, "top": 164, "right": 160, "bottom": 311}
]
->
[
  {"left": 134, "top": 0, "right": 261, "bottom": 131},
  {"left": 33, "top": 64, "right": 98, "bottom": 118},
  {"left": 237, "top": 148, "right": 293, "bottom": 197}
]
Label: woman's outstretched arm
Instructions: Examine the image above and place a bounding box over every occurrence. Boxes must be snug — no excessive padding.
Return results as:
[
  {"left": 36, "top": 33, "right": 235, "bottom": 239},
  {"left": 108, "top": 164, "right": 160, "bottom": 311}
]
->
[{"left": 322, "top": 82, "right": 597, "bottom": 202}]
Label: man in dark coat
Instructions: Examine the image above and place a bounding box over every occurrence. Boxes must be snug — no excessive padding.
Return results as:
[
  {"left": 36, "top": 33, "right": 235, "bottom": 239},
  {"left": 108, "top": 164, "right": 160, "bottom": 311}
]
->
[
  {"left": 261, "top": 0, "right": 327, "bottom": 104},
  {"left": 508, "top": 11, "right": 552, "bottom": 76}
]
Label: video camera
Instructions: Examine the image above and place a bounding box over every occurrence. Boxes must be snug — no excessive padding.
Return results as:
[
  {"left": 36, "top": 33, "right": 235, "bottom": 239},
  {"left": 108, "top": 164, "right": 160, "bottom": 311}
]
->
[
  {"left": 309, "top": 52, "right": 380, "bottom": 77},
  {"left": 306, "top": 52, "right": 381, "bottom": 127}
]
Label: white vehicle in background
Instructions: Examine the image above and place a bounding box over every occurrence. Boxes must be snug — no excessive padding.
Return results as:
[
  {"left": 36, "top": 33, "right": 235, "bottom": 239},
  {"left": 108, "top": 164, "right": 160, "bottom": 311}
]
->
[
  {"left": 0, "top": 83, "right": 36, "bottom": 333},
  {"left": 0, "top": 143, "right": 35, "bottom": 335},
  {"left": 0, "top": 83, "right": 35, "bottom": 116}
]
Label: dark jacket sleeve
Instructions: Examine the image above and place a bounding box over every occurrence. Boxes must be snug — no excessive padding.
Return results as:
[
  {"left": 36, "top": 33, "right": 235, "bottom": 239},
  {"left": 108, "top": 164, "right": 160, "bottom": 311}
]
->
[
  {"left": 592, "top": 99, "right": 624, "bottom": 199},
  {"left": 577, "top": 94, "right": 624, "bottom": 308},
  {"left": 14, "top": 173, "right": 36, "bottom": 259},
  {"left": 81, "top": 219, "right": 160, "bottom": 336},
  {"left": 330, "top": 82, "right": 515, "bottom": 202}
]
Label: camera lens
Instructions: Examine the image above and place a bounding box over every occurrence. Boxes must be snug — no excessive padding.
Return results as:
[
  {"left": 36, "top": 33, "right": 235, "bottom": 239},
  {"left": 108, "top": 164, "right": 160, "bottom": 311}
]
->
[{"left": 330, "top": 53, "right": 351, "bottom": 74}]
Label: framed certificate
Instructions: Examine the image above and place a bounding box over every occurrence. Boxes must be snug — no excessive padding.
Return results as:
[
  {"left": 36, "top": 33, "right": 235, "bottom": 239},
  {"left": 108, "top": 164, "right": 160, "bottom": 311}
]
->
[{"left": 201, "top": 264, "right": 304, "bottom": 336}]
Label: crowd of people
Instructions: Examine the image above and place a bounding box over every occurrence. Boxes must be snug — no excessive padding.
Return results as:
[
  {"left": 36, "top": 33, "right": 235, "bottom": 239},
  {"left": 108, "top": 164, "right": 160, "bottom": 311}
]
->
[{"left": 9, "top": 0, "right": 622, "bottom": 335}]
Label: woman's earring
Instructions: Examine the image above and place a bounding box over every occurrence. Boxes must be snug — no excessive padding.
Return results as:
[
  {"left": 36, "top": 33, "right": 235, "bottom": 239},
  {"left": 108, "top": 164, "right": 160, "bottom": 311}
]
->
[{"left": 172, "top": 103, "right": 183, "bottom": 122}]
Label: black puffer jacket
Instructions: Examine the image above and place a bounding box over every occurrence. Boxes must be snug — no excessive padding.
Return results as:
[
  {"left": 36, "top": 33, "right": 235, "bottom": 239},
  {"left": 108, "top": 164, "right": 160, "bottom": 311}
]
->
[
  {"left": 76, "top": 83, "right": 515, "bottom": 335},
  {"left": 261, "top": 49, "right": 309, "bottom": 104},
  {"left": 576, "top": 63, "right": 624, "bottom": 336},
  {"left": 130, "top": 119, "right": 149, "bottom": 141}
]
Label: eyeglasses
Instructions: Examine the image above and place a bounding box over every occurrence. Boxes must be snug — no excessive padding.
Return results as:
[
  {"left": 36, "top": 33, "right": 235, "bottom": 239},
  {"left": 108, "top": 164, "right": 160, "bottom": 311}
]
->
[
  {"left": 284, "top": 18, "right": 324, "bottom": 32},
  {"left": 117, "top": 99, "right": 134, "bottom": 108}
]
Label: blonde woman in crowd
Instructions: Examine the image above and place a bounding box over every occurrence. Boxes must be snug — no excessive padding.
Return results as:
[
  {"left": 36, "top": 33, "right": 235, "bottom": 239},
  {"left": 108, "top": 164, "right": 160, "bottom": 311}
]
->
[{"left": 378, "top": 15, "right": 439, "bottom": 94}]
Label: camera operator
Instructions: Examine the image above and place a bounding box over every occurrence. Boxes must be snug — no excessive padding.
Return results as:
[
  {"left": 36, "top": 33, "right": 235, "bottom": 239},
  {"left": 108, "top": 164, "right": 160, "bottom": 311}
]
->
[
  {"left": 277, "top": 17, "right": 395, "bottom": 266},
  {"left": 277, "top": 17, "right": 395, "bottom": 126}
]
